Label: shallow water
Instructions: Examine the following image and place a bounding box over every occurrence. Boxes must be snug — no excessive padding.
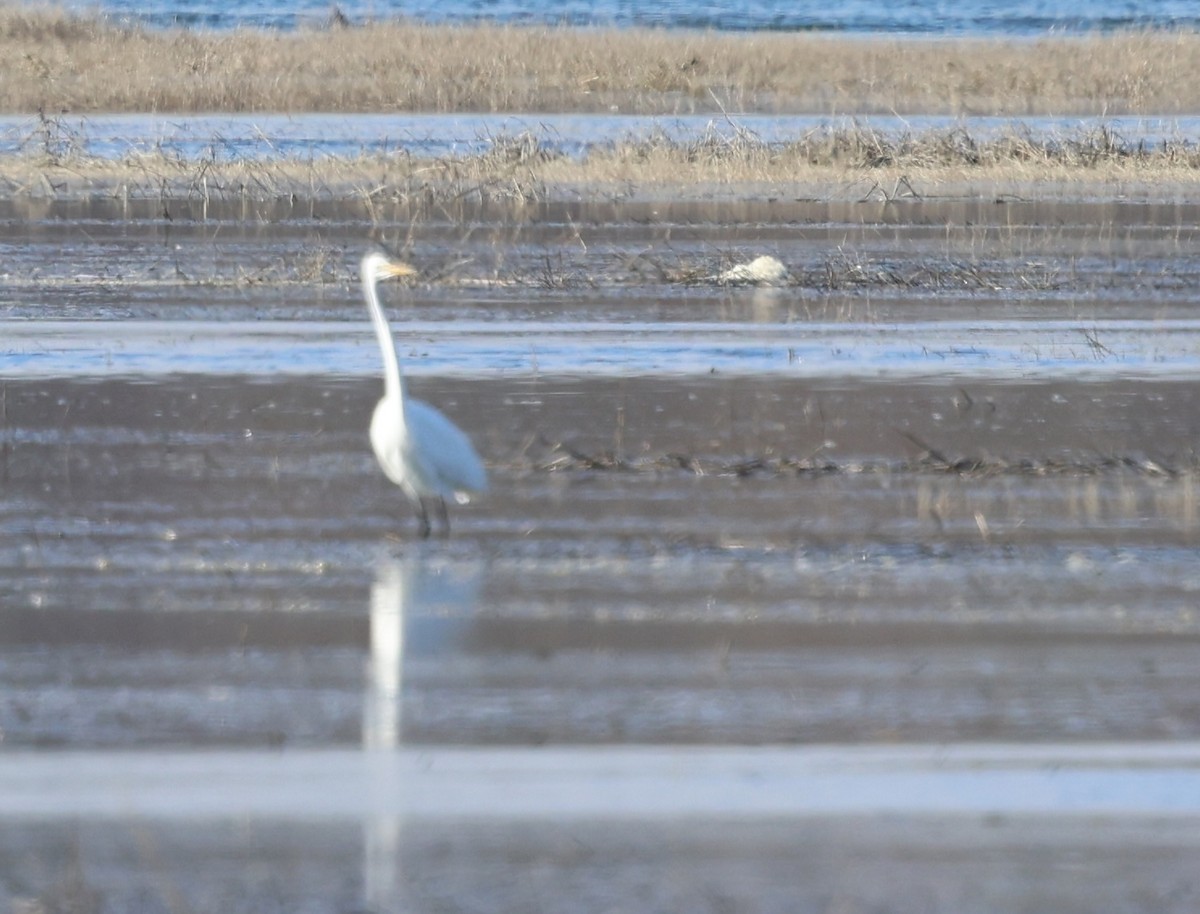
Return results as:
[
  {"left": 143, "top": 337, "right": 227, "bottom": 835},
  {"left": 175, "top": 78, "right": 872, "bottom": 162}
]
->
[
  {"left": 10, "top": 316, "right": 1200, "bottom": 380},
  {"left": 63, "top": 0, "right": 1200, "bottom": 35},
  {"left": 3, "top": 196, "right": 1200, "bottom": 911},
  {"left": 4, "top": 112, "right": 1200, "bottom": 163}
]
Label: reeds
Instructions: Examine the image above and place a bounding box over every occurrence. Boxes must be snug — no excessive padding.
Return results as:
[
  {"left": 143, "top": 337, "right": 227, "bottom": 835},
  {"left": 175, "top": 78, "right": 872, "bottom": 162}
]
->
[
  {"left": 569, "top": 120, "right": 1200, "bottom": 178},
  {"left": 2, "top": 116, "right": 1198, "bottom": 206},
  {"left": 2, "top": 5, "right": 1200, "bottom": 115}
]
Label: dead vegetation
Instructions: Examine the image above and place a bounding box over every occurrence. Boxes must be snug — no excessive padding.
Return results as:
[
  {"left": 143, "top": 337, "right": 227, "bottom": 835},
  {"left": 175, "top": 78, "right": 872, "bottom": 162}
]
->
[
  {"left": 2, "top": 5, "right": 1200, "bottom": 115},
  {"left": 0, "top": 124, "right": 561, "bottom": 204},
  {"left": 612, "top": 247, "right": 1063, "bottom": 293},
  {"left": 532, "top": 438, "right": 1189, "bottom": 481},
  {"left": 3, "top": 116, "right": 1200, "bottom": 206},
  {"left": 562, "top": 120, "right": 1200, "bottom": 186}
]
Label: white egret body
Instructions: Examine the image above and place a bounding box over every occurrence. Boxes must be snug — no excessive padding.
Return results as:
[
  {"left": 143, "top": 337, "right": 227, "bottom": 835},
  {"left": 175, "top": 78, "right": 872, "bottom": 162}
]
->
[{"left": 360, "top": 251, "right": 487, "bottom": 536}]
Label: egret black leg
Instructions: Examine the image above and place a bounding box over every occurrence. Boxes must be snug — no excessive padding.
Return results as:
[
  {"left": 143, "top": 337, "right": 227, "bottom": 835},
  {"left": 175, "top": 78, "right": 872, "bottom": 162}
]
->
[
  {"left": 415, "top": 499, "right": 432, "bottom": 538},
  {"left": 435, "top": 497, "right": 450, "bottom": 536}
]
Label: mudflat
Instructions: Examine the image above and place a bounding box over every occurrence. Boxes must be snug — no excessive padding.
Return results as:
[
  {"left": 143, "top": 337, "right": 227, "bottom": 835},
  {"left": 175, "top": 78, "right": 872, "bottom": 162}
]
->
[{"left": 2, "top": 171, "right": 1200, "bottom": 909}]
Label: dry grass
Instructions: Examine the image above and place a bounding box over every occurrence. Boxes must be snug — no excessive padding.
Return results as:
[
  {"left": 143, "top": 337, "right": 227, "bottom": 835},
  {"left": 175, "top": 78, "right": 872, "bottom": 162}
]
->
[
  {"left": 557, "top": 121, "right": 1200, "bottom": 182},
  {"left": 3, "top": 4, "right": 1200, "bottom": 115},
  {"left": 3, "top": 119, "right": 1200, "bottom": 205}
]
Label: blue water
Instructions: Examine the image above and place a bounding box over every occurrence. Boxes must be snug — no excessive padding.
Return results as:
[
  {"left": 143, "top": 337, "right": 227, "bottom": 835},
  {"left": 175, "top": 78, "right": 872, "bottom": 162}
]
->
[
  {"left": 10, "top": 319, "right": 1200, "bottom": 382},
  {"left": 4, "top": 113, "right": 1198, "bottom": 163},
  {"left": 70, "top": 0, "right": 1200, "bottom": 35}
]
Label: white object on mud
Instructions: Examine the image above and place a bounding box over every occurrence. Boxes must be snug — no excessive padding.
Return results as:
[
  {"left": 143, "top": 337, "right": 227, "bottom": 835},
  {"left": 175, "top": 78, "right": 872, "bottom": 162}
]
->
[{"left": 717, "top": 254, "right": 789, "bottom": 286}]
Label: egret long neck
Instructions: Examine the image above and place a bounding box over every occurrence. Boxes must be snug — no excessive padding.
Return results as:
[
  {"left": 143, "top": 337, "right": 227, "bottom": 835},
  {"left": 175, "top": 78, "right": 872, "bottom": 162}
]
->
[{"left": 364, "top": 273, "right": 406, "bottom": 405}]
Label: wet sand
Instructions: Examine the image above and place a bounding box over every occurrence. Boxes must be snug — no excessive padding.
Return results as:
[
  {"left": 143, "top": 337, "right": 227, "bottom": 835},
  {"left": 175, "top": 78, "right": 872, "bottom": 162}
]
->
[{"left": 3, "top": 194, "right": 1200, "bottom": 911}]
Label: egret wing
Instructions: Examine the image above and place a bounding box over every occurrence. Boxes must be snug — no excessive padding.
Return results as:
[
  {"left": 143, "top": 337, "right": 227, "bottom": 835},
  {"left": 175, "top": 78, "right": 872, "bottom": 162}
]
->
[{"left": 405, "top": 398, "right": 488, "bottom": 497}]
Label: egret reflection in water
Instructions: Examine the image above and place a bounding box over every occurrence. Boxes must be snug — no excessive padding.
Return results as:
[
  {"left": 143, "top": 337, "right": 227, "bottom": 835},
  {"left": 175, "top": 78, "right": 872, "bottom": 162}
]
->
[
  {"left": 362, "top": 554, "right": 484, "bottom": 912},
  {"left": 363, "top": 554, "right": 485, "bottom": 747}
]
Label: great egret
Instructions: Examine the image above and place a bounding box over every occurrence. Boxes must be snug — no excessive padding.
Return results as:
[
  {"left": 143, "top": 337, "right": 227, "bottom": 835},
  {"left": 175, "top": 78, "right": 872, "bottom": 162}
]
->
[{"left": 360, "top": 251, "right": 487, "bottom": 536}]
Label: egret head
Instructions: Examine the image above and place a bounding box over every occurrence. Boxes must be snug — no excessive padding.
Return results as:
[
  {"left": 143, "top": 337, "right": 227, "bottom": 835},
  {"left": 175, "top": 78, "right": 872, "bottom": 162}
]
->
[{"left": 362, "top": 251, "right": 418, "bottom": 284}]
